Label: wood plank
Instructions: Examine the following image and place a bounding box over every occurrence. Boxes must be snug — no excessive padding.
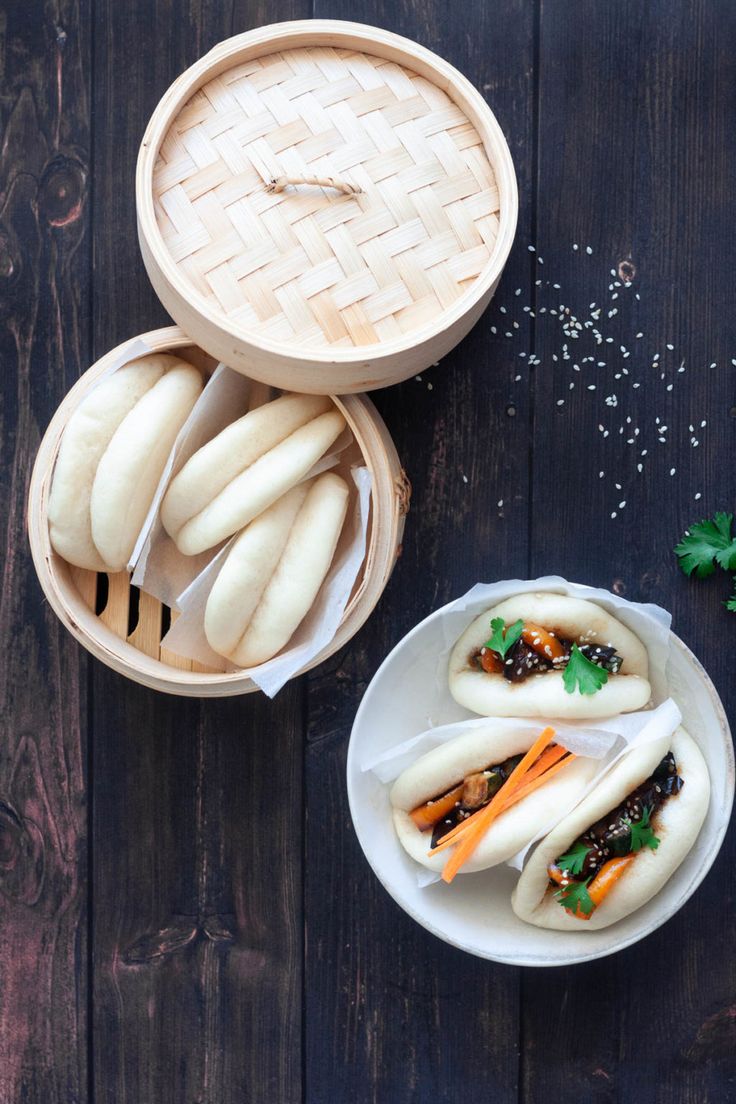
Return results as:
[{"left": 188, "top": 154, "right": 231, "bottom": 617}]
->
[
  {"left": 90, "top": 2, "right": 311, "bottom": 1101},
  {"left": 304, "top": 1, "right": 537, "bottom": 1100},
  {"left": 522, "top": 2, "right": 736, "bottom": 1101},
  {"left": 0, "top": 2, "right": 91, "bottom": 1100}
]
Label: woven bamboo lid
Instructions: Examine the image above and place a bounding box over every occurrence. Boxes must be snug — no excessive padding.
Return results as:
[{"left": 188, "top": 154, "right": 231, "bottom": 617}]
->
[{"left": 137, "top": 21, "right": 517, "bottom": 393}]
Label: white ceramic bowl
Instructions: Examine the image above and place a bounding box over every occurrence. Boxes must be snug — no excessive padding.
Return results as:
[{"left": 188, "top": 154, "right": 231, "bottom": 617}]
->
[{"left": 346, "top": 598, "right": 734, "bottom": 966}]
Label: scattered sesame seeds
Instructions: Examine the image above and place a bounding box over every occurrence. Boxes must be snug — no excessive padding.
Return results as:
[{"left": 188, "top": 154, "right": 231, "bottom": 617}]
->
[{"left": 586, "top": 246, "right": 593, "bottom": 254}]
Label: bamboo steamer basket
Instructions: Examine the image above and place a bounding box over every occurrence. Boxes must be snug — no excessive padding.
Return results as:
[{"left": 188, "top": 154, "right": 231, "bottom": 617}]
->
[
  {"left": 28, "top": 326, "right": 409, "bottom": 697},
  {"left": 136, "top": 20, "right": 518, "bottom": 394}
]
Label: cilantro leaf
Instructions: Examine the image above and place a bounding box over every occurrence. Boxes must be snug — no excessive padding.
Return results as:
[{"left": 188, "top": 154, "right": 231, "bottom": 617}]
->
[
  {"left": 675, "top": 512, "right": 736, "bottom": 578},
  {"left": 627, "top": 806, "right": 660, "bottom": 853},
  {"left": 483, "top": 617, "right": 524, "bottom": 659},
  {"left": 554, "top": 878, "right": 595, "bottom": 916},
  {"left": 562, "top": 644, "right": 609, "bottom": 696},
  {"left": 555, "top": 840, "right": 591, "bottom": 876},
  {"left": 726, "top": 582, "right": 736, "bottom": 613}
]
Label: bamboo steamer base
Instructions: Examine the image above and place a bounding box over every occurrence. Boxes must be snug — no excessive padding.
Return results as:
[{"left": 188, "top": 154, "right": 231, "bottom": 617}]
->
[{"left": 28, "top": 326, "right": 409, "bottom": 697}]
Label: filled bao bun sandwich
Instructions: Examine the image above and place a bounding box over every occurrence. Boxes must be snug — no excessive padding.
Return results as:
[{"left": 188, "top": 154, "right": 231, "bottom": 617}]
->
[
  {"left": 390, "top": 723, "right": 598, "bottom": 881},
  {"left": 511, "top": 727, "right": 709, "bottom": 930},
  {"left": 449, "top": 593, "right": 652, "bottom": 719}
]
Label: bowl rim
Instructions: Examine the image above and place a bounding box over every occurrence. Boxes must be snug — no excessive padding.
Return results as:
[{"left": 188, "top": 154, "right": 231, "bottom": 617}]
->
[
  {"left": 346, "top": 593, "right": 734, "bottom": 966},
  {"left": 135, "top": 19, "right": 519, "bottom": 371},
  {"left": 27, "top": 325, "right": 405, "bottom": 696}
]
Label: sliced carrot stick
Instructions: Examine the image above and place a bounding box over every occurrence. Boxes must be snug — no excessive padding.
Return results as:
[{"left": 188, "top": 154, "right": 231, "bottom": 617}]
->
[
  {"left": 571, "top": 854, "right": 635, "bottom": 920},
  {"left": 480, "top": 648, "right": 504, "bottom": 674},
  {"left": 438, "top": 727, "right": 556, "bottom": 882},
  {"left": 409, "top": 784, "right": 464, "bottom": 831},
  {"left": 435, "top": 752, "right": 575, "bottom": 852},
  {"left": 522, "top": 623, "right": 566, "bottom": 661},
  {"left": 496, "top": 753, "right": 576, "bottom": 812},
  {"left": 431, "top": 733, "right": 563, "bottom": 856}
]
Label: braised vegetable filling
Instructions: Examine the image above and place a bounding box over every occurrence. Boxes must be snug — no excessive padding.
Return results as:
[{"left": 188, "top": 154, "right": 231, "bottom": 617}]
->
[
  {"left": 409, "top": 754, "right": 525, "bottom": 848},
  {"left": 548, "top": 752, "right": 683, "bottom": 918},
  {"left": 470, "top": 617, "right": 623, "bottom": 694}
]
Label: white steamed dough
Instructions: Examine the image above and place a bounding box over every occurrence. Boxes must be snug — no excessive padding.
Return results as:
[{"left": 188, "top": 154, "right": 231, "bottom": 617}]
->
[
  {"left": 390, "top": 723, "right": 598, "bottom": 874},
  {"left": 205, "top": 471, "right": 350, "bottom": 667},
  {"left": 448, "top": 593, "right": 651, "bottom": 719},
  {"left": 48, "top": 354, "right": 201, "bottom": 571},
  {"left": 511, "top": 727, "right": 710, "bottom": 930}
]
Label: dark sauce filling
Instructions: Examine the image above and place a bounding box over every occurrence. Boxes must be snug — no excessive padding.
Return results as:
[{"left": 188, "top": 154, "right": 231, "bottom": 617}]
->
[
  {"left": 429, "top": 754, "right": 524, "bottom": 848},
  {"left": 471, "top": 634, "right": 623, "bottom": 685},
  {"left": 553, "top": 752, "right": 683, "bottom": 883}
]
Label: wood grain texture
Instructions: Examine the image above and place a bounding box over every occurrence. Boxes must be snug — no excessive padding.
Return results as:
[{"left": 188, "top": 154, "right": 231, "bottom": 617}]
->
[
  {"left": 521, "top": 2, "right": 736, "bottom": 1101},
  {"left": 0, "top": 3, "right": 90, "bottom": 1101},
  {"left": 303, "top": 1, "right": 536, "bottom": 1100},
  {"left": 89, "top": 2, "right": 309, "bottom": 1102},
  {"left": 4, "top": 1, "right": 736, "bottom": 1102}
]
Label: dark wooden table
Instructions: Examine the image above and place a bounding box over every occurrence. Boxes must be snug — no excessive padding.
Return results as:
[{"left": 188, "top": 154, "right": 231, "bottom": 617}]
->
[{"left": 2, "top": 1, "right": 735, "bottom": 1100}]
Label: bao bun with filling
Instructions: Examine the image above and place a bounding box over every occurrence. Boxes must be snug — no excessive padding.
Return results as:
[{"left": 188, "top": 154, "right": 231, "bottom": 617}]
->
[
  {"left": 161, "top": 392, "right": 346, "bottom": 556},
  {"left": 511, "top": 727, "right": 710, "bottom": 930},
  {"left": 204, "top": 471, "right": 350, "bottom": 668},
  {"left": 390, "top": 723, "right": 599, "bottom": 874},
  {"left": 449, "top": 593, "right": 652, "bottom": 719},
  {"left": 48, "top": 354, "right": 203, "bottom": 572}
]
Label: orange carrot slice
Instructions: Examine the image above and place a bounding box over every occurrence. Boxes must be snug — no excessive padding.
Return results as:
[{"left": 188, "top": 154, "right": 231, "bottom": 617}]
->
[
  {"left": 571, "top": 854, "right": 635, "bottom": 920},
  {"left": 495, "top": 752, "right": 576, "bottom": 812},
  {"left": 522, "top": 623, "right": 566, "bottom": 661},
  {"left": 431, "top": 736, "right": 565, "bottom": 856},
  {"left": 437, "top": 726, "right": 556, "bottom": 882},
  {"left": 547, "top": 864, "right": 567, "bottom": 886},
  {"left": 409, "top": 784, "right": 464, "bottom": 831}
]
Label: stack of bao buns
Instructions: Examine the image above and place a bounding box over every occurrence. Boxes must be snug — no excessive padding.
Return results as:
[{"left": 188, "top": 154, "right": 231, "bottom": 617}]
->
[
  {"left": 449, "top": 592, "right": 652, "bottom": 719},
  {"left": 386, "top": 589, "right": 710, "bottom": 931},
  {"left": 48, "top": 356, "right": 354, "bottom": 669}
]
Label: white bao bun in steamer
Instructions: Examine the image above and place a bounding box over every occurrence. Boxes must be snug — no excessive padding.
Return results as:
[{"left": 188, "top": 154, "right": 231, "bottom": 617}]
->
[
  {"left": 449, "top": 593, "right": 652, "bottom": 719},
  {"left": 205, "top": 471, "right": 350, "bottom": 667},
  {"left": 48, "top": 353, "right": 202, "bottom": 573},
  {"left": 512, "top": 726, "right": 710, "bottom": 930},
  {"left": 390, "top": 722, "right": 599, "bottom": 874},
  {"left": 161, "top": 393, "right": 346, "bottom": 556}
]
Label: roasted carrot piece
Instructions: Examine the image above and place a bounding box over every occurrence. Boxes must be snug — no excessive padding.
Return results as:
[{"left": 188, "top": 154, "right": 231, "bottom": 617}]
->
[
  {"left": 547, "top": 864, "right": 567, "bottom": 886},
  {"left": 480, "top": 648, "right": 504, "bottom": 674},
  {"left": 409, "top": 784, "right": 464, "bottom": 831},
  {"left": 436, "top": 727, "right": 556, "bottom": 882},
  {"left": 572, "top": 854, "right": 635, "bottom": 920},
  {"left": 522, "top": 623, "right": 566, "bottom": 662}
]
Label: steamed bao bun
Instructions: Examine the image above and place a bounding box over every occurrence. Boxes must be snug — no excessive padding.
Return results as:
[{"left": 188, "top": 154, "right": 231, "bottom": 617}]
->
[
  {"left": 204, "top": 471, "right": 350, "bottom": 668},
  {"left": 48, "top": 354, "right": 203, "bottom": 572},
  {"left": 511, "top": 727, "right": 710, "bottom": 930},
  {"left": 449, "top": 593, "right": 652, "bottom": 719},
  {"left": 161, "top": 392, "right": 346, "bottom": 556},
  {"left": 390, "top": 722, "right": 599, "bottom": 874}
]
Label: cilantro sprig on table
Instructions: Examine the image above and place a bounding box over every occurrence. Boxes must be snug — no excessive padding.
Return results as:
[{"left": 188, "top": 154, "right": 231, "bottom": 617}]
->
[
  {"left": 554, "top": 878, "right": 595, "bottom": 917},
  {"left": 483, "top": 617, "right": 524, "bottom": 659},
  {"left": 626, "top": 806, "right": 660, "bottom": 853},
  {"left": 555, "top": 840, "right": 592, "bottom": 876},
  {"left": 675, "top": 511, "right": 736, "bottom": 612},
  {"left": 562, "top": 643, "right": 609, "bottom": 696}
]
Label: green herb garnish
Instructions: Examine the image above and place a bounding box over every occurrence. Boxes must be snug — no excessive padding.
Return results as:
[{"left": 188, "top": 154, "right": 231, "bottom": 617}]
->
[
  {"left": 726, "top": 585, "right": 736, "bottom": 613},
  {"left": 675, "top": 512, "right": 736, "bottom": 577},
  {"left": 483, "top": 617, "right": 524, "bottom": 659},
  {"left": 562, "top": 643, "right": 609, "bottom": 696},
  {"left": 626, "top": 806, "right": 660, "bottom": 853},
  {"left": 555, "top": 840, "right": 592, "bottom": 876},
  {"left": 554, "top": 878, "right": 595, "bottom": 916}
]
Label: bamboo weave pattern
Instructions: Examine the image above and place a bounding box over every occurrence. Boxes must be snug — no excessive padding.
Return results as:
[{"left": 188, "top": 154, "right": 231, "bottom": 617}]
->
[{"left": 153, "top": 46, "right": 501, "bottom": 349}]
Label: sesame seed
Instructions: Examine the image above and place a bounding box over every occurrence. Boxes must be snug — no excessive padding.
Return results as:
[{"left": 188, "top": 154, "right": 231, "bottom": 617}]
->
[
  {"left": 586, "top": 246, "right": 593, "bottom": 254},
  {"left": 670, "top": 467, "right": 676, "bottom": 476}
]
